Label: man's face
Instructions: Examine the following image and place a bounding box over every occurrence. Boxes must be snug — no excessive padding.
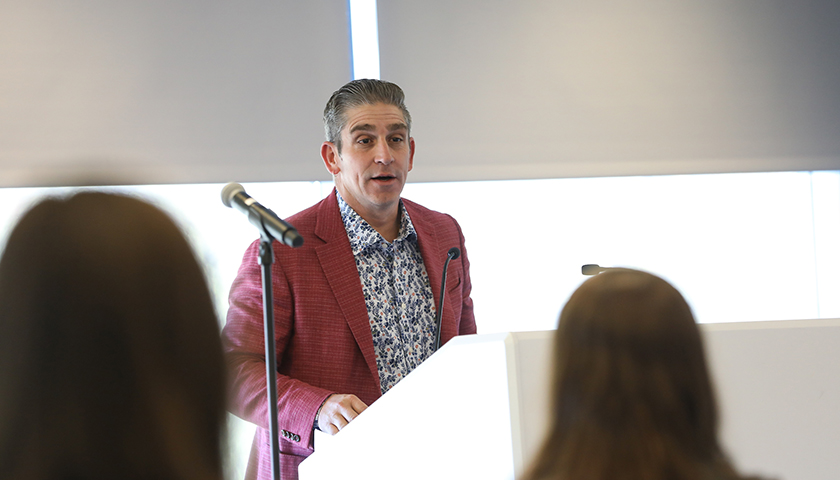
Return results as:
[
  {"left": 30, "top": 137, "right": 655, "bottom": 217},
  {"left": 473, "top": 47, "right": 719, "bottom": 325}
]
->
[{"left": 321, "top": 103, "right": 415, "bottom": 222}]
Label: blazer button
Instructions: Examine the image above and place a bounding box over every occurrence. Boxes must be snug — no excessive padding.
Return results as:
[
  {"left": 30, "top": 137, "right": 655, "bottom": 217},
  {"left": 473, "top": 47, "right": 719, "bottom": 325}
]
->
[{"left": 293, "top": 434, "right": 301, "bottom": 442}]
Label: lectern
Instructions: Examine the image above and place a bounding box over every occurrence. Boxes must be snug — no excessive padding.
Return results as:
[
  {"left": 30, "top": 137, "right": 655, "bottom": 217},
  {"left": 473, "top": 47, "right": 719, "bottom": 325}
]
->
[{"left": 298, "top": 331, "right": 554, "bottom": 480}]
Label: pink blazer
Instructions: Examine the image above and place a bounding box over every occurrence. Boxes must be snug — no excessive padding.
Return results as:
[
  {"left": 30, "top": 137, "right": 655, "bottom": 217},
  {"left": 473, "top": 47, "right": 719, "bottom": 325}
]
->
[{"left": 222, "top": 190, "right": 476, "bottom": 480}]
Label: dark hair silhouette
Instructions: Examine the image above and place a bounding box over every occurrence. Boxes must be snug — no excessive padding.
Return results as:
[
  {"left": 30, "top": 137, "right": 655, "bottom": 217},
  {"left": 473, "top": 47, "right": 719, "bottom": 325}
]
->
[
  {"left": 0, "top": 191, "right": 226, "bottom": 480},
  {"left": 525, "top": 269, "right": 765, "bottom": 480}
]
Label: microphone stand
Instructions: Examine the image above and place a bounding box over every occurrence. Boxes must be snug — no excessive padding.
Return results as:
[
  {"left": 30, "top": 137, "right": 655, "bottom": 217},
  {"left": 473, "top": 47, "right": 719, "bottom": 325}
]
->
[
  {"left": 222, "top": 183, "right": 302, "bottom": 480},
  {"left": 257, "top": 233, "right": 282, "bottom": 480}
]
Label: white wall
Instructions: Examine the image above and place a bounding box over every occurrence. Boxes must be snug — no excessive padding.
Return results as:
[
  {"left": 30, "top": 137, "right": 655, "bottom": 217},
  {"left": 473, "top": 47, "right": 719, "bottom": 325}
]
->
[
  {"left": 2, "top": 1, "right": 839, "bottom": 187},
  {"left": 381, "top": 0, "right": 840, "bottom": 181},
  {"left": 0, "top": 0, "right": 348, "bottom": 187}
]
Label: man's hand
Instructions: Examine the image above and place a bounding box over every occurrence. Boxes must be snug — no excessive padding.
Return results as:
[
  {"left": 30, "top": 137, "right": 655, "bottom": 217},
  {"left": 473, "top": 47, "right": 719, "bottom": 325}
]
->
[{"left": 317, "top": 393, "right": 368, "bottom": 435}]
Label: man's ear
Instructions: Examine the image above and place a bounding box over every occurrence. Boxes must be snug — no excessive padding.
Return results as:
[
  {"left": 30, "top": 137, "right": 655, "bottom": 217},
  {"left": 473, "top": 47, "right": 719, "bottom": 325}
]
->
[
  {"left": 321, "top": 142, "right": 341, "bottom": 175},
  {"left": 408, "top": 137, "right": 416, "bottom": 172}
]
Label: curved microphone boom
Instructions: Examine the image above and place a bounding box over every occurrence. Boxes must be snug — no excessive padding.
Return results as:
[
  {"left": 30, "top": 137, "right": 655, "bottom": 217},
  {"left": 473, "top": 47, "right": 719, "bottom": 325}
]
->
[
  {"left": 221, "top": 182, "right": 303, "bottom": 248},
  {"left": 433, "top": 247, "right": 461, "bottom": 352}
]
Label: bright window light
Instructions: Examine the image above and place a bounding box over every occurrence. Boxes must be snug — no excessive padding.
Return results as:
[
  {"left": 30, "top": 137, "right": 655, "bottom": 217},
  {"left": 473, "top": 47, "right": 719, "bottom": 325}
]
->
[{"left": 349, "top": 0, "right": 380, "bottom": 79}]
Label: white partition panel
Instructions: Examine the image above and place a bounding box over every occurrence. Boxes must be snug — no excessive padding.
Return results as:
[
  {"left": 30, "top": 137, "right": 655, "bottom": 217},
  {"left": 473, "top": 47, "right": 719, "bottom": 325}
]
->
[{"left": 705, "top": 319, "right": 840, "bottom": 480}]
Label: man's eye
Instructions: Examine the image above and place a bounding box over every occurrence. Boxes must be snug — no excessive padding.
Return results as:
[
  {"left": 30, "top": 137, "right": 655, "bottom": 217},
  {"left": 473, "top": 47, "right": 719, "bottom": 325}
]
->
[
  {"left": 358, "top": 138, "right": 371, "bottom": 144},
  {"left": 391, "top": 137, "right": 404, "bottom": 143}
]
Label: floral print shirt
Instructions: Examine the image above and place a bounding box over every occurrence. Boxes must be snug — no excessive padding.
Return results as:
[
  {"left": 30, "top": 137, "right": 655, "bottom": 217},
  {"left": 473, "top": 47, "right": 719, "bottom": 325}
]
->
[{"left": 337, "top": 192, "right": 437, "bottom": 394}]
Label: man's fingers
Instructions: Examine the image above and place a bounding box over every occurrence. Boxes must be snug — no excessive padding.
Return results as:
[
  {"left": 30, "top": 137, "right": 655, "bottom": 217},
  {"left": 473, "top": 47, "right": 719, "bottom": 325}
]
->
[
  {"left": 339, "top": 405, "right": 360, "bottom": 423},
  {"left": 318, "top": 393, "right": 369, "bottom": 435},
  {"left": 350, "top": 396, "right": 368, "bottom": 414}
]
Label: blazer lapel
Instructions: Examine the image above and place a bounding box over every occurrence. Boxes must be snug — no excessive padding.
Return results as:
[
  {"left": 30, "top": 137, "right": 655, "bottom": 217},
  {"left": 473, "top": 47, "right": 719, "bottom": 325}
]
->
[
  {"left": 313, "top": 192, "right": 380, "bottom": 390},
  {"left": 408, "top": 204, "right": 456, "bottom": 345}
]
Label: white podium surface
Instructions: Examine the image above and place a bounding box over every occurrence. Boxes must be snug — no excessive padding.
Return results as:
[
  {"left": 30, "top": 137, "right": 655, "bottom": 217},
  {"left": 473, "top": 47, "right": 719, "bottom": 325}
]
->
[
  {"left": 299, "top": 331, "right": 553, "bottom": 480},
  {"left": 299, "top": 319, "right": 840, "bottom": 480}
]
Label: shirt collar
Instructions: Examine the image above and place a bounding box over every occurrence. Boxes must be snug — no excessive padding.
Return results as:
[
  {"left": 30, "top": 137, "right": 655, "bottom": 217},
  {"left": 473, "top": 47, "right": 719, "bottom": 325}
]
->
[{"left": 336, "top": 191, "right": 417, "bottom": 255}]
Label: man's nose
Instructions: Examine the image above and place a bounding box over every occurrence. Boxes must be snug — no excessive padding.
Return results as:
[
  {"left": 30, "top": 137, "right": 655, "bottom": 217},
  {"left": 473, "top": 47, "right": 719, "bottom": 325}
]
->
[{"left": 373, "top": 139, "right": 395, "bottom": 164}]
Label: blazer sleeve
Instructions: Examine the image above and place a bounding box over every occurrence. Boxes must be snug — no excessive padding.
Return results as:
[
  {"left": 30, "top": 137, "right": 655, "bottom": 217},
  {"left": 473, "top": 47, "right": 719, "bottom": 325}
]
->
[
  {"left": 453, "top": 216, "right": 477, "bottom": 335},
  {"left": 221, "top": 240, "right": 333, "bottom": 454}
]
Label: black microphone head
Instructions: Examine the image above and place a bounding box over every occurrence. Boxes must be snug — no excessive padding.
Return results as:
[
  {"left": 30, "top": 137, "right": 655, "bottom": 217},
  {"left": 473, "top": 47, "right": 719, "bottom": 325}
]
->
[
  {"left": 581, "top": 264, "right": 602, "bottom": 275},
  {"left": 221, "top": 182, "right": 245, "bottom": 208},
  {"left": 287, "top": 231, "right": 304, "bottom": 248},
  {"left": 448, "top": 247, "right": 461, "bottom": 260}
]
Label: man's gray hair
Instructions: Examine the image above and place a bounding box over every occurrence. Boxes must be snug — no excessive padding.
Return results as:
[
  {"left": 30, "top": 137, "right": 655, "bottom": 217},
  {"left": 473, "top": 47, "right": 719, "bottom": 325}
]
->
[{"left": 323, "top": 79, "right": 412, "bottom": 152}]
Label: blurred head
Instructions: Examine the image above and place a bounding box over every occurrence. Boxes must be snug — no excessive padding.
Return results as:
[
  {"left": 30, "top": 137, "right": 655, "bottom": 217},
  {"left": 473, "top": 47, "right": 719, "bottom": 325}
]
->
[
  {"left": 527, "top": 269, "right": 731, "bottom": 480},
  {"left": 323, "top": 78, "right": 412, "bottom": 153},
  {"left": 0, "top": 191, "right": 226, "bottom": 480}
]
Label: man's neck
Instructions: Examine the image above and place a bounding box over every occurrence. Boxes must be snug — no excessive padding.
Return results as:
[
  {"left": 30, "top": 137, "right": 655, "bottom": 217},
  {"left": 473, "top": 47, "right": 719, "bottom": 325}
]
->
[
  {"left": 363, "top": 207, "right": 401, "bottom": 243},
  {"left": 336, "top": 190, "right": 402, "bottom": 243}
]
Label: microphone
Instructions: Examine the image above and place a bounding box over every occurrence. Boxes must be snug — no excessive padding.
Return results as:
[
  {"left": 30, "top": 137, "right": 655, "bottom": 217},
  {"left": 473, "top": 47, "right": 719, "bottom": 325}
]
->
[
  {"left": 582, "top": 264, "right": 623, "bottom": 275},
  {"left": 433, "top": 247, "right": 461, "bottom": 352},
  {"left": 221, "top": 182, "right": 304, "bottom": 248},
  {"left": 581, "top": 264, "right": 605, "bottom": 275}
]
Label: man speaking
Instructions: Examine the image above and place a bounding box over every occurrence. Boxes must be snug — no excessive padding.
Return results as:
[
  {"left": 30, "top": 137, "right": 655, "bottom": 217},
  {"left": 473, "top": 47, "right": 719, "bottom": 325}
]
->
[{"left": 222, "top": 79, "right": 476, "bottom": 479}]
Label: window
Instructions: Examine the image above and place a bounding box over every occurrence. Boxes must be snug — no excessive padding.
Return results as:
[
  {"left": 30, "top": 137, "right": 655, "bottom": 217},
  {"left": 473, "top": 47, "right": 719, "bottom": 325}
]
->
[{"left": 3, "top": 171, "right": 837, "bottom": 333}]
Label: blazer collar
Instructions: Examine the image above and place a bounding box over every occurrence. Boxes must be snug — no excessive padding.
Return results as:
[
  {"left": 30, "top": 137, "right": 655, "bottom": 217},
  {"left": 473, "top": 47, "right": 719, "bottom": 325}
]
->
[
  {"left": 404, "top": 201, "right": 456, "bottom": 345},
  {"left": 313, "top": 190, "right": 380, "bottom": 390}
]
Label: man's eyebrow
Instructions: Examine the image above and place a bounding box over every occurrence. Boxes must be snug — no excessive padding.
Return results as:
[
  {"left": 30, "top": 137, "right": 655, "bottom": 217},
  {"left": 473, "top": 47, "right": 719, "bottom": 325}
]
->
[{"left": 348, "top": 123, "right": 408, "bottom": 134}]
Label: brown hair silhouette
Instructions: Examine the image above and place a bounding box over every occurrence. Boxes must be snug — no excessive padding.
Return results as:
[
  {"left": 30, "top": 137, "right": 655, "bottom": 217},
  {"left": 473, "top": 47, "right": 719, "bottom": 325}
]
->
[{"left": 0, "top": 191, "right": 226, "bottom": 480}]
